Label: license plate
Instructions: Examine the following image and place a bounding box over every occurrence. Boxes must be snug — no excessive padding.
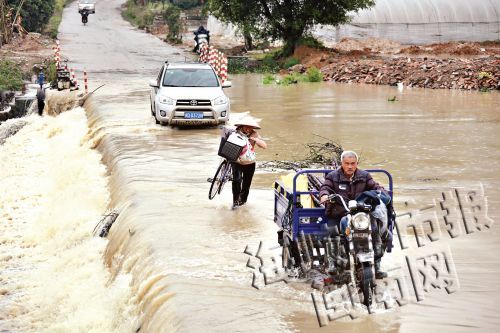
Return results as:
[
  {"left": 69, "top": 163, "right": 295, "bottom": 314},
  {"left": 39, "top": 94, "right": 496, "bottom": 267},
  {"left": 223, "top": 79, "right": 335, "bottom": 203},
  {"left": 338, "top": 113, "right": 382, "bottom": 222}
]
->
[
  {"left": 184, "top": 112, "right": 203, "bottom": 119},
  {"left": 353, "top": 232, "right": 369, "bottom": 238}
]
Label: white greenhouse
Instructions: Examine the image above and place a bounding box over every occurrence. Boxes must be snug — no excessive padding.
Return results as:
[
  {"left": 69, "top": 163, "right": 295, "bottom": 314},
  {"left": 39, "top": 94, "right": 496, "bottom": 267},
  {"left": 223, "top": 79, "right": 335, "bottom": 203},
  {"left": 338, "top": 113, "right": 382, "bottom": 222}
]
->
[{"left": 209, "top": 0, "right": 500, "bottom": 44}]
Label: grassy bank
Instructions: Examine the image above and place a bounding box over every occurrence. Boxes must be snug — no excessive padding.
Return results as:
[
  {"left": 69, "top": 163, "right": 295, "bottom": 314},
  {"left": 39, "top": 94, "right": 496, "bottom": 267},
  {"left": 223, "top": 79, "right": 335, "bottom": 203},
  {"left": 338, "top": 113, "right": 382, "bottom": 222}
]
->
[
  {"left": 0, "top": 60, "right": 23, "bottom": 91},
  {"left": 45, "top": 0, "right": 73, "bottom": 39},
  {"left": 122, "top": 0, "right": 182, "bottom": 43},
  {"left": 226, "top": 37, "right": 325, "bottom": 75}
]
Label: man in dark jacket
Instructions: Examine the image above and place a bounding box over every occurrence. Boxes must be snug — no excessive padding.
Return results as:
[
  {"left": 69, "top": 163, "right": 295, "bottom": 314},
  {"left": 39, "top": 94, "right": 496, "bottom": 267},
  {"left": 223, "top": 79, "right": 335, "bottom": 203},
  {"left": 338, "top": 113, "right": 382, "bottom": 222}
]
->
[{"left": 319, "top": 150, "right": 388, "bottom": 279}]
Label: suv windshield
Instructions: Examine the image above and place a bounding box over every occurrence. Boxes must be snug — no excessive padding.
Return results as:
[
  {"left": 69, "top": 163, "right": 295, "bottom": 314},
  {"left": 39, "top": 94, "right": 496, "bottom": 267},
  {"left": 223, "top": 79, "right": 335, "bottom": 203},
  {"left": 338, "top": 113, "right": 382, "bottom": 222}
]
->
[{"left": 162, "top": 68, "right": 219, "bottom": 87}]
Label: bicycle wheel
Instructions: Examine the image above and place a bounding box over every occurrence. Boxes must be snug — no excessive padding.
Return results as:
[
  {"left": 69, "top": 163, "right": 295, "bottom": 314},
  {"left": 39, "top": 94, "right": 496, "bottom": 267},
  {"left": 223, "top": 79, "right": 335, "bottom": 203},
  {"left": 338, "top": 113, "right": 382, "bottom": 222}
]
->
[
  {"left": 217, "top": 162, "right": 232, "bottom": 194},
  {"left": 209, "top": 160, "right": 228, "bottom": 200}
]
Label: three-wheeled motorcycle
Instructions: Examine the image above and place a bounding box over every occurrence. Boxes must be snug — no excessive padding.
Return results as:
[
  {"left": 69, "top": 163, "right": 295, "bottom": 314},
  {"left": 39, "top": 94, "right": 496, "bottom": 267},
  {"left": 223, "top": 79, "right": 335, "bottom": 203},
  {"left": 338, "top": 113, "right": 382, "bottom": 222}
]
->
[{"left": 274, "top": 169, "right": 394, "bottom": 309}]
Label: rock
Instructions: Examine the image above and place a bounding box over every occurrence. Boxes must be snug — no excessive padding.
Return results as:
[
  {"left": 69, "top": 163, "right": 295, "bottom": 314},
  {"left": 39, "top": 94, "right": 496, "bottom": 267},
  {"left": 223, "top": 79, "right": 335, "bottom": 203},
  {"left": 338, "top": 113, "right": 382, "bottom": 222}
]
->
[{"left": 289, "top": 64, "right": 306, "bottom": 73}]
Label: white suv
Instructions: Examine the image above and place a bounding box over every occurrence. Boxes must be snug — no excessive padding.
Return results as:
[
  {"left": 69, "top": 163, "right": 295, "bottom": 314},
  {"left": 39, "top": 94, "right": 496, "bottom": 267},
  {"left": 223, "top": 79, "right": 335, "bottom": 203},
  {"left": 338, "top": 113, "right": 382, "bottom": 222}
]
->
[
  {"left": 149, "top": 62, "right": 231, "bottom": 126},
  {"left": 78, "top": 0, "right": 95, "bottom": 13}
]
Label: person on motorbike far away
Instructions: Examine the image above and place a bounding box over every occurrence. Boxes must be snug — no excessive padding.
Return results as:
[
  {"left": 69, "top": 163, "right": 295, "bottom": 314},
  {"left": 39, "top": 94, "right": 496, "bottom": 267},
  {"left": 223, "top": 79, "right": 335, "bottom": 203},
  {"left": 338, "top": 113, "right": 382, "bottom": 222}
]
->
[
  {"left": 193, "top": 25, "right": 210, "bottom": 52},
  {"left": 81, "top": 9, "right": 89, "bottom": 24},
  {"left": 319, "top": 150, "right": 388, "bottom": 279}
]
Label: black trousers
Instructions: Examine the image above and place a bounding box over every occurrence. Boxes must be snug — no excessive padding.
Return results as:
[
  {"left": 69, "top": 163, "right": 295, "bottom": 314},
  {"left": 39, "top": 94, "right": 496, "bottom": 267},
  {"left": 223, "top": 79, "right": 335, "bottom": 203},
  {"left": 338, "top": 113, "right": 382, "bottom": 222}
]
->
[
  {"left": 37, "top": 100, "right": 45, "bottom": 116},
  {"left": 231, "top": 162, "right": 256, "bottom": 203}
]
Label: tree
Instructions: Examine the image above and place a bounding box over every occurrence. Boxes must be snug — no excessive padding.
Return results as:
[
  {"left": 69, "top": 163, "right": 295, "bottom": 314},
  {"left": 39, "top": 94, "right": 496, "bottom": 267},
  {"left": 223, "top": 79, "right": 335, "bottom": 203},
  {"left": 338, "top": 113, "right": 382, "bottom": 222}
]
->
[
  {"left": 207, "top": 0, "right": 375, "bottom": 56},
  {"left": 7, "top": 0, "right": 55, "bottom": 32}
]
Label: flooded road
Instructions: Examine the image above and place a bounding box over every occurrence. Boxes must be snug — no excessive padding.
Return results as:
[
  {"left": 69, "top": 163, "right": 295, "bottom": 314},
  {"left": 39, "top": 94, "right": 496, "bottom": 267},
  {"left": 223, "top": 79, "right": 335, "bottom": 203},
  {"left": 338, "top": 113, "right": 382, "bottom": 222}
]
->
[{"left": 53, "top": 0, "right": 500, "bottom": 332}]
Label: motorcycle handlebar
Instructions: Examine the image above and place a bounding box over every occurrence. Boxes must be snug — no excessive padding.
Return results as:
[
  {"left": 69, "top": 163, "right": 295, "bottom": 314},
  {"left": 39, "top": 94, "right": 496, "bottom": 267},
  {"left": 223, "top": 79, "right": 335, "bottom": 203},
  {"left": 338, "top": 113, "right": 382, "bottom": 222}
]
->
[{"left": 327, "top": 194, "right": 349, "bottom": 212}]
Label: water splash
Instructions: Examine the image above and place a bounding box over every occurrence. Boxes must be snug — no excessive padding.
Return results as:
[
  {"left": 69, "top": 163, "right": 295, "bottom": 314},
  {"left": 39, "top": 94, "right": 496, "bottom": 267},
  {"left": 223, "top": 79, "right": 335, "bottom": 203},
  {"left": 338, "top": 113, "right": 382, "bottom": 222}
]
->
[{"left": 0, "top": 109, "right": 136, "bottom": 332}]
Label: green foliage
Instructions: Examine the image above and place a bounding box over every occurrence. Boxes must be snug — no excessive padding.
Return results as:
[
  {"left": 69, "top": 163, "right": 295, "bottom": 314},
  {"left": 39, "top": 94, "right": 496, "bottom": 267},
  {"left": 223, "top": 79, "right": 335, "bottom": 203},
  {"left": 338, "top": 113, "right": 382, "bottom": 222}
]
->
[
  {"left": 306, "top": 66, "right": 323, "bottom": 82},
  {"left": 262, "top": 67, "right": 323, "bottom": 86},
  {"left": 283, "top": 57, "right": 300, "bottom": 69},
  {"left": 298, "top": 36, "right": 324, "bottom": 49},
  {"left": 260, "top": 55, "right": 279, "bottom": 73},
  {"left": 227, "top": 57, "right": 248, "bottom": 74},
  {"left": 478, "top": 71, "right": 492, "bottom": 80},
  {"left": 45, "top": 0, "right": 67, "bottom": 38},
  {"left": 122, "top": 0, "right": 182, "bottom": 43},
  {"left": 46, "top": 60, "right": 57, "bottom": 85},
  {"left": 163, "top": 5, "right": 181, "bottom": 43},
  {"left": 122, "top": 0, "right": 154, "bottom": 29},
  {"left": 0, "top": 60, "right": 23, "bottom": 91},
  {"left": 262, "top": 74, "right": 275, "bottom": 84},
  {"left": 7, "top": 0, "right": 56, "bottom": 33},
  {"left": 207, "top": 0, "right": 375, "bottom": 56},
  {"left": 228, "top": 55, "right": 279, "bottom": 74},
  {"left": 172, "top": 0, "right": 200, "bottom": 9},
  {"left": 277, "top": 72, "right": 309, "bottom": 85}
]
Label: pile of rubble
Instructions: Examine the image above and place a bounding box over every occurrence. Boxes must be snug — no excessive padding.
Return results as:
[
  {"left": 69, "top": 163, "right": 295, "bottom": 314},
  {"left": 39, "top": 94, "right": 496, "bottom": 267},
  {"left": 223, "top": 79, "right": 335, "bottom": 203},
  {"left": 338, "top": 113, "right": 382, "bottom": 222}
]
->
[{"left": 317, "top": 56, "right": 498, "bottom": 90}]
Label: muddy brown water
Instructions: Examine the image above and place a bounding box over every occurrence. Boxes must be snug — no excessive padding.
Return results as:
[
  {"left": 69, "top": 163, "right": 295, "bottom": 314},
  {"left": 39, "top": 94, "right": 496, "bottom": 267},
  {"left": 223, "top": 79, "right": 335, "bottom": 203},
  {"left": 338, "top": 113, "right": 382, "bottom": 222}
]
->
[{"left": 53, "top": 0, "right": 500, "bottom": 332}]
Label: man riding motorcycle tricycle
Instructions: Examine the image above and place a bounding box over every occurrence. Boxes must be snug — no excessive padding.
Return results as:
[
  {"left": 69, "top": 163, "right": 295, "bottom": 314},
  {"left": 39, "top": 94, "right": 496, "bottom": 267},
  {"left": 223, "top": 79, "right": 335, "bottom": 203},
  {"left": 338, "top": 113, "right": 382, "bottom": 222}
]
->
[{"left": 319, "top": 150, "right": 389, "bottom": 279}]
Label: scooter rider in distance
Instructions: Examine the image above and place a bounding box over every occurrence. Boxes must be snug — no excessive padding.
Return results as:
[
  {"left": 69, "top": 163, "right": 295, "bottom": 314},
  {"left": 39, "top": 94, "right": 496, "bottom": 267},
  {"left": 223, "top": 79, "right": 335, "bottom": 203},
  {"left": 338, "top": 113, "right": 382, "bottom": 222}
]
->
[
  {"left": 193, "top": 25, "right": 210, "bottom": 52},
  {"left": 319, "top": 150, "right": 389, "bottom": 279},
  {"left": 81, "top": 8, "right": 90, "bottom": 25}
]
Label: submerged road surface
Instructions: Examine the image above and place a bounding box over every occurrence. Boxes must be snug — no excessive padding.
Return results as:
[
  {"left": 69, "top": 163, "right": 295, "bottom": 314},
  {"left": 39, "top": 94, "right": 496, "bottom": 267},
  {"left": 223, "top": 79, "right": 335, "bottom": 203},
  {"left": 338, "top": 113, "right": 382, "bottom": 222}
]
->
[{"left": 58, "top": 0, "right": 500, "bottom": 332}]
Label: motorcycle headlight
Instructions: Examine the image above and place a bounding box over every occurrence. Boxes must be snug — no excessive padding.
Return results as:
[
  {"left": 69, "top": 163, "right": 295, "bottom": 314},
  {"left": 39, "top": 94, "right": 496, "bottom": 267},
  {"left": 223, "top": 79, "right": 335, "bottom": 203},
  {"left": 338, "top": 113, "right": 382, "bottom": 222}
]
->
[
  {"left": 159, "top": 96, "right": 174, "bottom": 105},
  {"left": 213, "top": 96, "right": 228, "bottom": 105},
  {"left": 352, "top": 213, "right": 370, "bottom": 230}
]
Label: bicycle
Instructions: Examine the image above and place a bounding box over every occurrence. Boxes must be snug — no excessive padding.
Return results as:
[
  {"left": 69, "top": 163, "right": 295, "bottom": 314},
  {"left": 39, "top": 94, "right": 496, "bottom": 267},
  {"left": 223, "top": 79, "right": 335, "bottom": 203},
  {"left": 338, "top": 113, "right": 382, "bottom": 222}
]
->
[
  {"left": 207, "top": 158, "right": 232, "bottom": 200},
  {"left": 208, "top": 133, "right": 246, "bottom": 200}
]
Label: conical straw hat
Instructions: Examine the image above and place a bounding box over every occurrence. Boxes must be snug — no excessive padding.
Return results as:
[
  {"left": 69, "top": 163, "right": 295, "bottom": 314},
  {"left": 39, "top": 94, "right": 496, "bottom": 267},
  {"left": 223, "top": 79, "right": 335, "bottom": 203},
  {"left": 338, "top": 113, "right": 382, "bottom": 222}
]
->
[{"left": 233, "top": 116, "right": 261, "bottom": 129}]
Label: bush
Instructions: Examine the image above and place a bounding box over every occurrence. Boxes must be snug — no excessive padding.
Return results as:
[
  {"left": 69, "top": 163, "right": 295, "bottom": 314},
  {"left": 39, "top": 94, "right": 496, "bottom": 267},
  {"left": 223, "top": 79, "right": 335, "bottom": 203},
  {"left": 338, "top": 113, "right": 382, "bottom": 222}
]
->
[
  {"left": 306, "top": 66, "right": 323, "bottom": 82},
  {"left": 173, "top": 0, "right": 200, "bottom": 9},
  {"left": 298, "top": 36, "right": 325, "bottom": 49},
  {"left": 478, "top": 71, "right": 492, "bottom": 80},
  {"left": 45, "top": 0, "right": 76, "bottom": 38},
  {"left": 228, "top": 57, "right": 249, "bottom": 74},
  {"left": 163, "top": 5, "right": 181, "bottom": 43},
  {"left": 277, "top": 72, "right": 308, "bottom": 86},
  {"left": 262, "top": 74, "right": 275, "bottom": 84},
  {"left": 258, "top": 55, "right": 280, "bottom": 73},
  {"left": 46, "top": 60, "right": 57, "bottom": 85},
  {"left": 0, "top": 60, "right": 24, "bottom": 91},
  {"left": 283, "top": 57, "right": 300, "bottom": 69}
]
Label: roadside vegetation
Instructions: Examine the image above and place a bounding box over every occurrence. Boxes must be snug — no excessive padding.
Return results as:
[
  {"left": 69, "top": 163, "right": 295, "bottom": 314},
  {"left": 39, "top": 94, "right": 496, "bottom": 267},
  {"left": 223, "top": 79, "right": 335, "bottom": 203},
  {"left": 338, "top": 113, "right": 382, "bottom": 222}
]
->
[
  {"left": 45, "top": 0, "right": 71, "bottom": 38},
  {"left": 262, "top": 67, "right": 323, "bottom": 86},
  {"left": 1, "top": 0, "right": 59, "bottom": 42},
  {"left": 122, "top": 0, "right": 200, "bottom": 43},
  {"left": 227, "top": 37, "right": 325, "bottom": 79},
  {"left": 0, "top": 59, "right": 23, "bottom": 91}
]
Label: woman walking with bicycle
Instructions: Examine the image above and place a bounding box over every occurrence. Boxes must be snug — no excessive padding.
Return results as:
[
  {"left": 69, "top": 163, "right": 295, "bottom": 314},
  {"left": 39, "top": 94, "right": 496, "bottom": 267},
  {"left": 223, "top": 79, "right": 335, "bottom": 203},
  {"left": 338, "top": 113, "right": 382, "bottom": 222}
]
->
[{"left": 220, "top": 117, "right": 267, "bottom": 208}]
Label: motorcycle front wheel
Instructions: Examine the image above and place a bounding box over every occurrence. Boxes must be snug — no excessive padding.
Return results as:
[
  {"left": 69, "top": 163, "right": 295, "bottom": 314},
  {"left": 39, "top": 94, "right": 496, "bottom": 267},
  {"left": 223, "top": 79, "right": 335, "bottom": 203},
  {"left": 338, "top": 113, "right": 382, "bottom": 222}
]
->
[{"left": 359, "top": 264, "right": 374, "bottom": 310}]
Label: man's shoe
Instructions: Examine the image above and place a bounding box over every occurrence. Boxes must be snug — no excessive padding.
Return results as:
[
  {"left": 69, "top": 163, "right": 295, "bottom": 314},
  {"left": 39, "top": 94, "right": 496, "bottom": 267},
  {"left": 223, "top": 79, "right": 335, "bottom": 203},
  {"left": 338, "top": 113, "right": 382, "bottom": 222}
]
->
[
  {"left": 375, "top": 270, "right": 388, "bottom": 279},
  {"left": 232, "top": 201, "right": 241, "bottom": 209},
  {"left": 375, "top": 259, "right": 388, "bottom": 279}
]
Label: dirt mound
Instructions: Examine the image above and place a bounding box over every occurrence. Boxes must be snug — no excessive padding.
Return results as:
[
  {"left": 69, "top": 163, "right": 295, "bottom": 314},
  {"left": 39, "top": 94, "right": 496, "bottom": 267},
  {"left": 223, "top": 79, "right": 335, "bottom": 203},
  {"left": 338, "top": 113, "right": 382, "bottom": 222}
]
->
[
  {"left": 293, "top": 45, "right": 333, "bottom": 69},
  {"left": 399, "top": 42, "right": 490, "bottom": 56},
  {"left": 1, "top": 33, "right": 51, "bottom": 52}
]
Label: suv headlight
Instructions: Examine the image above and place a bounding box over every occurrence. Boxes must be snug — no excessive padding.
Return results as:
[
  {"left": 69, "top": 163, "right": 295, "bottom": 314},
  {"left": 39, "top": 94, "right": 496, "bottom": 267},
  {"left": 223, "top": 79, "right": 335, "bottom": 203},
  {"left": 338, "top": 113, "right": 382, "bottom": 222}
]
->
[
  {"left": 159, "top": 96, "right": 174, "bottom": 105},
  {"left": 352, "top": 213, "right": 370, "bottom": 230},
  {"left": 213, "top": 96, "right": 228, "bottom": 105}
]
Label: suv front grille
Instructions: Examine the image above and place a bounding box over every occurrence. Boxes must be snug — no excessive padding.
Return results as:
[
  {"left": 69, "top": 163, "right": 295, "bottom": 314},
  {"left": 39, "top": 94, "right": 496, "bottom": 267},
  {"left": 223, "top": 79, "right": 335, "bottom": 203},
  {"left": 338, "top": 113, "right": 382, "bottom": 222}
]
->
[{"left": 176, "top": 99, "right": 211, "bottom": 106}]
